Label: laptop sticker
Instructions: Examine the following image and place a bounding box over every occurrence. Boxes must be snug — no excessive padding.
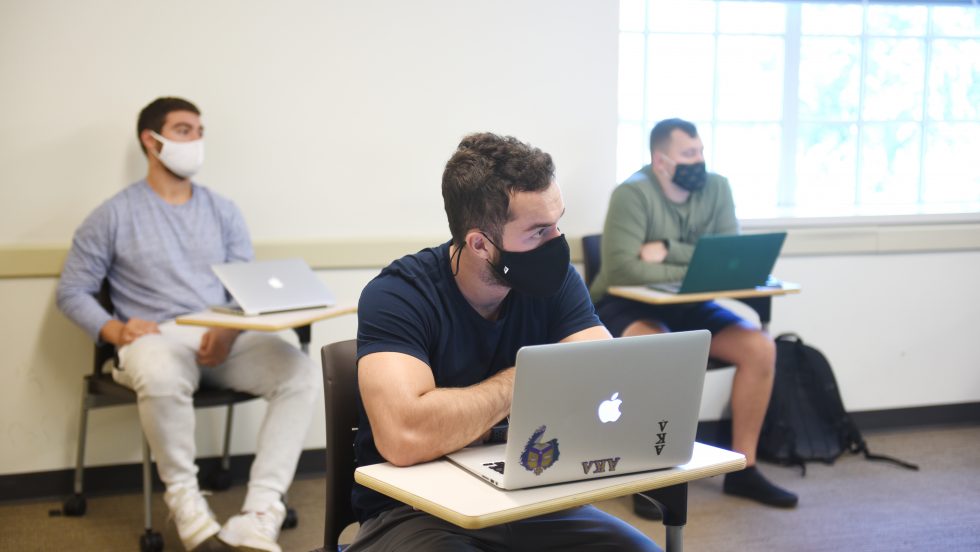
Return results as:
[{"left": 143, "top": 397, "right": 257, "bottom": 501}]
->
[
  {"left": 520, "top": 425, "right": 560, "bottom": 475},
  {"left": 581, "top": 456, "right": 621, "bottom": 475},
  {"left": 656, "top": 419, "right": 669, "bottom": 455}
]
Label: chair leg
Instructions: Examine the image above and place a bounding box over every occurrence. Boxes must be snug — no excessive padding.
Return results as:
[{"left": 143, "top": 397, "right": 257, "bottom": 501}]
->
[
  {"left": 282, "top": 493, "right": 299, "bottom": 529},
  {"left": 142, "top": 436, "right": 154, "bottom": 531},
  {"left": 205, "top": 404, "right": 235, "bottom": 491},
  {"left": 139, "top": 434, "right": 165, "bottom": 550},
  {"left": 222, "top": 403, "right": 234, "bottom": 471},
  {"left": 62, "top": 388, "right": 91, "bottom": 516}
]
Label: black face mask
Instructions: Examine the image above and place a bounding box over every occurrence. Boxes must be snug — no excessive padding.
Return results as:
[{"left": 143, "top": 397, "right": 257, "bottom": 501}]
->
[
  {"left": 672, "top": 161, "right": 707, "bottom": 192},
  {"left": 482, "top": 233, "right": 570, "bottom": 298}
]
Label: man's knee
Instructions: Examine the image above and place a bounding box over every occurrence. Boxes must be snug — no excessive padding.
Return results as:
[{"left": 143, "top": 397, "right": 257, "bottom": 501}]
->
[
  {"left": 718, "top": 325, "right": 775, "bottom": 371},
  {"left": 117, "top": 335, "right": 197, "bottom": 397},
  {"left": 622, "top": 319, "right": 668, "bottom": 337},
  {"left": 744, "top": 330, "right": 776, "bottom": 374},
  {"left": 275, "top": 347, "right": 319, "bottom": 397},
  {"left": 243, "top": 334, "right": 319, "bottom": 399}
]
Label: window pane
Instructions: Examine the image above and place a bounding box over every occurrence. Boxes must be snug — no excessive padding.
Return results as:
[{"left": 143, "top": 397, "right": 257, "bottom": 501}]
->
[
  {"left": 713, "top": 123, "right": 781, "bottom": 215},
  {"left": 863, "top": 39, "right": 925, "bottom": 122},
  {"left": 799, "top": 37, "right": 860, "bottom": 122},
  {"left": 617, "top": 1, "right": 980, "bottom": 217},
  {"left": 619, "top": 33, "right": 646, "bottom": 121},
  {"left": 717, "top": 36, "right": 783, "bottom": 121},
  {"left": 866, "top": 5, "right": 927, "bottom": 37},
  {"left": 923, "top": 123, "right": 980, "bottom": 204},
  {"left": 617, "top": 122, "right": 649, "bottom": 183},
  {"left": 796, "top": 123, "right": 858, "bottom": 208},
  {"left": 931, "top": 6, "right": 980, "bottom": 38},
  {"left": 801, "top": 3, "right": 863, "bottom": 36},
  {"left": 620, "top": 0, "right": 646, "bottom": 33},
  {"left": 860, "top": 123, "right": 921, "bottom": 205},
  {"left": 718, "top": 1, "right": 785, "bottom": 34},
  {"left": 646, "top": 35, "right": 715, "bottom": 121},
  {"left": 648, "top": 0, "right": 716, "bottom": 33},
  {"left": 695, "top": 122, "right": 714, "bottom": 167},
  {"left": 928, "top": 39, "right": 980, "bottom": 122}
]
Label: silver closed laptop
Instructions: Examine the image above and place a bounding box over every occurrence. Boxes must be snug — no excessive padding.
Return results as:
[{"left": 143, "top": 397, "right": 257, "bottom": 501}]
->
[
  {"left": 210, "top": 258, "right": 336, "bottom": 316},
  {"left": 446, "top": 330, "right": 710, "bottom": 490}
]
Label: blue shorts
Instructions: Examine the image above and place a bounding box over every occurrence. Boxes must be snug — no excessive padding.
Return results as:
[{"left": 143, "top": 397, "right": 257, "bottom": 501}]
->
[{"left": 595, "top": 295, "right": 744, "bottom": 337}]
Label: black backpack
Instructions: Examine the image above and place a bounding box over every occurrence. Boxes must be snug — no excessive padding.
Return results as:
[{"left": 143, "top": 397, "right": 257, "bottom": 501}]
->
[{"left": 758, "top": 333, "right": 918, "bottom": 475}]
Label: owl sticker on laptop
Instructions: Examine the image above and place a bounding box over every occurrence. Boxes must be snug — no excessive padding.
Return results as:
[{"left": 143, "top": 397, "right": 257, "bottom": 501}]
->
[{"left": 520, "top": 425, "right": 560, "bottom": 475}]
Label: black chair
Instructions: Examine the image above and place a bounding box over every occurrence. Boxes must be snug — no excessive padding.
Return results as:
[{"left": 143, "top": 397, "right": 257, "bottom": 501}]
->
[
  {"left": 62, "top": 282, "right": 303, "bottom": 552},
  {"left": 319, "top": 339, "right": 359, "bottom": 551},
  {"left": 310, "top": 340, "right": 706, "bottom": 551}
]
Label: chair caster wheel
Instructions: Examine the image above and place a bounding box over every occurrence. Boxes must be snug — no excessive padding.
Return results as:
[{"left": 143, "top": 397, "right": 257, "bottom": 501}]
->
[
  {"left": 206, "top": 468, "right": 233, "bottom": 491},
  {"left": 62, "top": 494, "right": 87, "bottom": 516},
  {"left": 282, "top": 507, "right": 299, "bottom": 530},
  {"left": 139, "top": 529, "right": 164, "bottom": 552}
]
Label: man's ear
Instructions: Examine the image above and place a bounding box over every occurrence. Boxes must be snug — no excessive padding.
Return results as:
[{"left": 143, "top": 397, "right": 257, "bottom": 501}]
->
[
  {"left": 140, "top": 129, "right": 160, "bottom": 157},
  {"left": 651, "top": 150, "right": 662, "bottom": 168},
  {"left": 464, "top": 230, "right": 493, "bottom": 261}
]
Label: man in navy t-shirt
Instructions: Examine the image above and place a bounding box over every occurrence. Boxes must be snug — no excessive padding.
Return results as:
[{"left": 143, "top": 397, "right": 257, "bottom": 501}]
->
[{"left": 346, "top": 133, "right": 660, "bottom": 551}]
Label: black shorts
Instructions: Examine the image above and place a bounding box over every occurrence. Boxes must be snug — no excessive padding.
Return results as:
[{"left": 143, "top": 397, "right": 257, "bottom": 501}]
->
[{"left": 595, "top": 295, "right": 744, "bottom": 337}]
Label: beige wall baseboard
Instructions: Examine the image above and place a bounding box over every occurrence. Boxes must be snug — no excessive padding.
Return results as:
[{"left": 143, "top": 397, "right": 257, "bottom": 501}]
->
[{"left": 3, "top": 223, "right": 979, "bottom": 279}]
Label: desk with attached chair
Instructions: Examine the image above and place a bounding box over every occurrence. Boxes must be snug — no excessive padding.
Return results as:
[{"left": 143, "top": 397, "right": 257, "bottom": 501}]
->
[{"left": 63, "top": 281, "right": 354, "bottom": 552}]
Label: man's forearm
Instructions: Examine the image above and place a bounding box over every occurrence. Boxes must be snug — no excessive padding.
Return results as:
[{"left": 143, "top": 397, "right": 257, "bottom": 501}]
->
[{"left": 377, "top": 367, "right": 514, "bottom": 466}]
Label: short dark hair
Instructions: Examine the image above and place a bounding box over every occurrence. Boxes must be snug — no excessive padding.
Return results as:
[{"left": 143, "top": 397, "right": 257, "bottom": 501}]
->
[
  {"left": 650, "top": 118, "right": 698, "bottom": 153},
  {"left": 442, "top": 132, "right": 555, "bottom": 247},
  {"left": 136, "top": 97, "right": 200, "bottom": 154}
]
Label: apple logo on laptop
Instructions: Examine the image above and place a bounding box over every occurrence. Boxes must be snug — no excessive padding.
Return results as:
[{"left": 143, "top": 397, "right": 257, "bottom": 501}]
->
[
  {"left": 597, "top": 392, "right": 623, "bottom": 423},
  {"left": 267, "top": 277, "right": 284, "bottom": 289}
]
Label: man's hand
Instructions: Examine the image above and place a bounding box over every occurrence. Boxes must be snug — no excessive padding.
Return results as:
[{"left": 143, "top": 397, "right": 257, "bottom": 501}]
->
[
  {"left": 101, "top": 318, "right": 160, "bottom": 347},
  {"left": 197, "top": 328, "right": 241, "bottom": 367},
  {"left": 639, "top": 240, "right": 669, "bottom": 263}
]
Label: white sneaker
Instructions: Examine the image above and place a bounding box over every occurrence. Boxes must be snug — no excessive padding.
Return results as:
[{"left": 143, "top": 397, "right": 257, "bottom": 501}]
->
[
  {"left": 218, "top": 500, "right": 286, "bottom": 552},
  {"left": 163, "top": 485, "right": 222, "bottom": 551}
]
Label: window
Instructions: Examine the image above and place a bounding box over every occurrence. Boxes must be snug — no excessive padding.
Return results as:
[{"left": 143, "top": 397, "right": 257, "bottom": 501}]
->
[{"left": 618, "top": 0, "right": 980, "bottom": 220}]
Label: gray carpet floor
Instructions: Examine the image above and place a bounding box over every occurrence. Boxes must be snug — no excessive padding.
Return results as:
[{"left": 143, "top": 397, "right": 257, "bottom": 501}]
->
[{"left": 2, "top": 425, "right": 979, "bottom": 551}]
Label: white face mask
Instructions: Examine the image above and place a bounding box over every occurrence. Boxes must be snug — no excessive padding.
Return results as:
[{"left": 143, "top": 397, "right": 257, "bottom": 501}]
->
[{"left": 150, "top": 130, "right": 204, "bottom": 179}]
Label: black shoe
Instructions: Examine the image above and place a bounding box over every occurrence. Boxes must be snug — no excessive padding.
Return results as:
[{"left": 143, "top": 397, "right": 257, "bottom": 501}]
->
[
  {"left": 632, "top": 493, "right": 663, "bottom": 520},
  {"left": 723, "top": 466, "right": 799, "bottom": 508}
]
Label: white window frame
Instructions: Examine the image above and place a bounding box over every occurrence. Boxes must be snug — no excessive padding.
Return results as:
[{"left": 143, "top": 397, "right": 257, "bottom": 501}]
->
[{"left": 618, "top": 0, "right": 980, "bottom": 228}]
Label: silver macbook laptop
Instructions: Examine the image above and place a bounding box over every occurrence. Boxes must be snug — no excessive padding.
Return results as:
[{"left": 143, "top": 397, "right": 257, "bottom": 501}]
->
[
  {"left": 210, "top": 258, "right": 336, "bottom": 316},
  {"left": 446, "top": 330, "right": 710, "bottom": 490}
]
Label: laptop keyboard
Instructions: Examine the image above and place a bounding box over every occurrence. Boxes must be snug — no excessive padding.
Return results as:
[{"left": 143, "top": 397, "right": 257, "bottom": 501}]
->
[
  {"left": 483, "top": 461, "right": 506, "bottom": 475},
  {"left": 648, "top": 281, "right": 682, "bottom": 293}
]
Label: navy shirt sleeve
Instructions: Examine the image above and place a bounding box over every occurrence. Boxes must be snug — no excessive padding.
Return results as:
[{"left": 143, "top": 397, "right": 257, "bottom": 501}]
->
[{"left": 356, "top": 272, "right": 433, "bottom": 365}]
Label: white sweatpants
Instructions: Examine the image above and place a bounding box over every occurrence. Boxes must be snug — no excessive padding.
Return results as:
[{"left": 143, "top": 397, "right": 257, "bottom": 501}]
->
[{"left": 113, "top": 321, "right": 319, "bottom": 512}]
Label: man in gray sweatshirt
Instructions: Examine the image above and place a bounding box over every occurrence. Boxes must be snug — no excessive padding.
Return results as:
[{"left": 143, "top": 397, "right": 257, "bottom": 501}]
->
[{"left": 57, "top": 97, "right": 317, "bottom": 552}]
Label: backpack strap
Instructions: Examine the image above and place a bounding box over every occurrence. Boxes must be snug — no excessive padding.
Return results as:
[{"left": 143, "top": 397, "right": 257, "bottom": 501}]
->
[{"left": 849, "top": 440, "right": 920, "bottom": 471}]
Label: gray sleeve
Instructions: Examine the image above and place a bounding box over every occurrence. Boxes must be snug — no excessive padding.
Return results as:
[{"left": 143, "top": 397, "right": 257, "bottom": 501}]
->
[
  {"left": 222, "top": 200, "right": 254, "bottom": 263},
  {"left": 56, "top": 204, "right": 115, "bottom": 341}
]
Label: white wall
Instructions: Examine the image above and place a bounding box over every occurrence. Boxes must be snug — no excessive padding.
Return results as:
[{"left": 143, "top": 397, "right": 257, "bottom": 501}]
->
[
  {"left": 0, "top": 0, "right": 617, "bottom": 244},
  {"left": 1, "top": 1, "right": 978, "bottom": 478},
  {"left": 0, "top": 0, "right": 618, "bottom": 476}
]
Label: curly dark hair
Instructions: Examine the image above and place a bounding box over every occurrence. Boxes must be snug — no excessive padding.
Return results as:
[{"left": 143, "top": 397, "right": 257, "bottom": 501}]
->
[{"left": 442, "top": 132, "right": 555, "bottom": 247}]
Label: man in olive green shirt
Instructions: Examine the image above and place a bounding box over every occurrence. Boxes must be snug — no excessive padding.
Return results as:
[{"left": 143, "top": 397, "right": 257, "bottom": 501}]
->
[{"left": 591, "top": 119, "right": 797, "bottom": 511}]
